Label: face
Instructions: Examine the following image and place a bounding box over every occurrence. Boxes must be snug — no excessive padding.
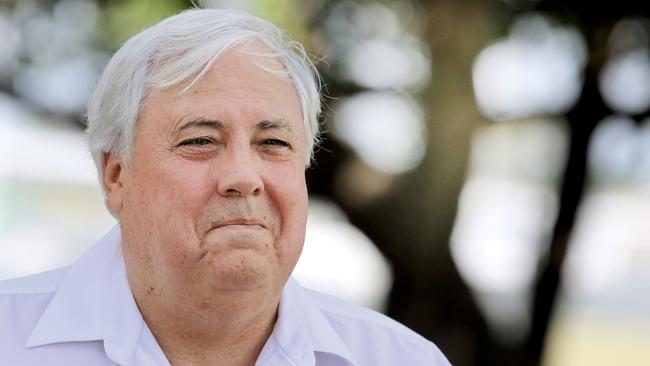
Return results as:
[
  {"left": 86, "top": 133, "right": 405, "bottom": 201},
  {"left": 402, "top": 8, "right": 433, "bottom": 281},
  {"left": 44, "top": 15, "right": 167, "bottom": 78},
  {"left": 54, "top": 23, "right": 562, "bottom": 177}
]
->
[{"left": 103, "top": 43, "right": 308, "bottom": 311}]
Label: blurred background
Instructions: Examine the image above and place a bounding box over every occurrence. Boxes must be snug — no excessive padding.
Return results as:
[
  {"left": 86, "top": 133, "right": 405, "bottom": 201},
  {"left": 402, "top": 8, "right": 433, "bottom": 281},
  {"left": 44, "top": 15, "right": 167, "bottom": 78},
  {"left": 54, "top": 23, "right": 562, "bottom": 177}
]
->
[{"left": 1, "top": 0, "right": 650, "bottom": 365}]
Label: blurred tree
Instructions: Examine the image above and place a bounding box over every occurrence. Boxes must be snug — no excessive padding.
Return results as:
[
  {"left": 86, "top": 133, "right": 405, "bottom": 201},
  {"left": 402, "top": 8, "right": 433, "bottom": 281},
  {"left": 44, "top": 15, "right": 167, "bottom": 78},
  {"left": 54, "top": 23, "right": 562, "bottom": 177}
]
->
[
  {"left": 100, "top": 0, "right": 187, "bottom": 49},
  {"left": 309, "top": 0, "right": 650, "bottom": 365},
  {"left": 307, "top": 0, "right": 508, "bottom": 364},
  {"left": 527, "top": 1, "right": 650, "bottom": 365}
]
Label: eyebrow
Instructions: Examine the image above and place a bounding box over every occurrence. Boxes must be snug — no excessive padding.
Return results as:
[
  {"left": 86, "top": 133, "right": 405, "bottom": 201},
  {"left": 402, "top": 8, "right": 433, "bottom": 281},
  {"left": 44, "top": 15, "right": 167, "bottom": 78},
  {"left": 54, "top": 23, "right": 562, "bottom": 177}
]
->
[
  {"left": 256, "top": 119, "right": 293, "bottom": 132},
  {"left": 176, "top": 118, "right": 225, "bottom": 132},
  {"left": 175, "top": 118, "right": 293, "bottom": 133}
]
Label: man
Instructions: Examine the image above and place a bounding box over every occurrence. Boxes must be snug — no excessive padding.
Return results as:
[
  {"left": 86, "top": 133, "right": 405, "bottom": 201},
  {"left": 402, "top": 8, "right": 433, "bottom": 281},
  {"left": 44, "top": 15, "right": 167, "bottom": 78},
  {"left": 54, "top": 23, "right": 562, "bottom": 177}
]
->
[{"left": 0, "top": 8, "right": 450, "bottom": 366}]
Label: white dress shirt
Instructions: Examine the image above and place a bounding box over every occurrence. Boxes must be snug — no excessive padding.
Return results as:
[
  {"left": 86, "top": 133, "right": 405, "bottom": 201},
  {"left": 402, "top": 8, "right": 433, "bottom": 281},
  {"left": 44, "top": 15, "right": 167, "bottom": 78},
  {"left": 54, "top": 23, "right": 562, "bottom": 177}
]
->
[{"left": 0, "top": 226, "right": 451, "bottom": 365}]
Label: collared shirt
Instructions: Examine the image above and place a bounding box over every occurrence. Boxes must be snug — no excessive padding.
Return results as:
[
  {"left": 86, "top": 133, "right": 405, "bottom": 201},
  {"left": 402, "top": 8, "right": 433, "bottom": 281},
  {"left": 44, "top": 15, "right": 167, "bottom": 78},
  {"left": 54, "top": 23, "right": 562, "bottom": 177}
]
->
[{"left": 0, "top": 226, "right": 451, "bottom": 365}]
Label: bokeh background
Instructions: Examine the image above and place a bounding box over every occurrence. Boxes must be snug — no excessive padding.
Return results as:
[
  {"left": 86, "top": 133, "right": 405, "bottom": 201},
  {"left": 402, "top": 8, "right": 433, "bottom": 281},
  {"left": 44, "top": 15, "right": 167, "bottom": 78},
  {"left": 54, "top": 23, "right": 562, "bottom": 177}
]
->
[{"left": 1, "top": 0, "right": 650, "bottom": 365}]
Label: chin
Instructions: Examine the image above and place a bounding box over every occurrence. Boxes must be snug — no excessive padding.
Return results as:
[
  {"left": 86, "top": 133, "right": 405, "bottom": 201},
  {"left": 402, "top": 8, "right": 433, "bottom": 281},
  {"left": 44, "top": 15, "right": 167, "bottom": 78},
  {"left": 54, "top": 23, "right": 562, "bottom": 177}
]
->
[{"left": 205, "top": 250, "right": 276, "bottom": 292}]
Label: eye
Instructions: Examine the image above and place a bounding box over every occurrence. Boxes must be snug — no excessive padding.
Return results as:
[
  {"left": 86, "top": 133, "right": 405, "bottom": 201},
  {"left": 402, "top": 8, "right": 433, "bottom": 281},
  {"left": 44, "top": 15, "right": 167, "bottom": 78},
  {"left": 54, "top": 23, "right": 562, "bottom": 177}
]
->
[
  {"left": 179, "top": 137, "right": 213, "bottom": 146},
  {"left": 262, "top": 139, "right": 290, "bottom": 148}
]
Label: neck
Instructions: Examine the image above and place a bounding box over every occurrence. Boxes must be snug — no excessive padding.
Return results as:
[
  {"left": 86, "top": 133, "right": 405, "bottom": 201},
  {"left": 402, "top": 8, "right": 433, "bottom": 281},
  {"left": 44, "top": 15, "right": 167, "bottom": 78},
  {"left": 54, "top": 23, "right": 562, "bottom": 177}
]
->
[{"left": 128, "top": 274, "right": 280, "bottom": 366}]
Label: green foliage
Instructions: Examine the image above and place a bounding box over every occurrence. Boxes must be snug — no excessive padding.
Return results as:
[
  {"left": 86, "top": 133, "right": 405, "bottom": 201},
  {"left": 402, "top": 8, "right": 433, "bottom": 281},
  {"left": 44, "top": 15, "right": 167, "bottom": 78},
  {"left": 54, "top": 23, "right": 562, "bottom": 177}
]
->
[{"left": 102, "top": 0, "right": 186, "bottom": 49}]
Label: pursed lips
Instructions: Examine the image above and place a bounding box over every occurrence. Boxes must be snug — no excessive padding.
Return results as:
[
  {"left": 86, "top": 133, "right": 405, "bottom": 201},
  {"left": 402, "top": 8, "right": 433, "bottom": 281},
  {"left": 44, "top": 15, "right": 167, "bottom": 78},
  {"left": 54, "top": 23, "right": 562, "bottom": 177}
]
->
[{"left": 210, "top": 219, "right": 267, "bottom": 230}]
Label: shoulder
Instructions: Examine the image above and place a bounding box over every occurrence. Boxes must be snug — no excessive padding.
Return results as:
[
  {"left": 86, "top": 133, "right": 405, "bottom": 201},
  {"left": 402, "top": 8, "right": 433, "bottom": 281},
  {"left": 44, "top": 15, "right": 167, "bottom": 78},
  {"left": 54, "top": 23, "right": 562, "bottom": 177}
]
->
[
  {"left": 305, "top": 287, "right": 416, "bottom": 334},
  {"left": 0, "top": 267, "right": 68, "bottom": 295},
  {"left": 302, "top": 287, "right": 451, "bottom": 365},
  {"left": 0, "top": 268, "right": 69, "bottom": 347}
]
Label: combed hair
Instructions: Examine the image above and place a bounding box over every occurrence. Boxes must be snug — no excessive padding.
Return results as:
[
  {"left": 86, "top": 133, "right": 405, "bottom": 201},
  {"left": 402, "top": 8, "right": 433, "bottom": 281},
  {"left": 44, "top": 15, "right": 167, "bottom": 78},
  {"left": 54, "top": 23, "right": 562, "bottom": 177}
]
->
[{"left": 86, "top": 8, "right": 322, "bottom": 181}]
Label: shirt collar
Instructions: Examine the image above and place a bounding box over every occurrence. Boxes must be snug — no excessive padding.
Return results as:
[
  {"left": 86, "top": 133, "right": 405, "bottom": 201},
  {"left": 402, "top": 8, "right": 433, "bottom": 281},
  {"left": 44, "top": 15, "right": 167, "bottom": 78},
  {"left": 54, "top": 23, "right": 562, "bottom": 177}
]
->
[
  {"left": 25, "top": 226, "right": 358, "bottom": 365},
  {"left": 270, "top": 277, "right": 357, "bottom": 366},
  {"left": 25, "top": 225, "right": 145, "bottom": 364}
]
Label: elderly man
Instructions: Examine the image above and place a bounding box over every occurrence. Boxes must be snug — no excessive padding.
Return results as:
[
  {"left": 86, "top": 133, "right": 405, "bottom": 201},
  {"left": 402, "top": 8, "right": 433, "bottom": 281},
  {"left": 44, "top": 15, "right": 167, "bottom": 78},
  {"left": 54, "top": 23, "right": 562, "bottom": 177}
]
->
[{"left": 0, "top": 8, "right": 450, "bottom": 366}]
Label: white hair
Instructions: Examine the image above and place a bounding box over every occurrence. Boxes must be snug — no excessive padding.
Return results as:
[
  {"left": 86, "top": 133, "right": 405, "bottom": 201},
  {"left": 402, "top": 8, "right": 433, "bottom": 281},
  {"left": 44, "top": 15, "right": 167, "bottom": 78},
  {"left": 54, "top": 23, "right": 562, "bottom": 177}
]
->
[{"left": 86, "top": 8, "right": 322, "bottom": 181}]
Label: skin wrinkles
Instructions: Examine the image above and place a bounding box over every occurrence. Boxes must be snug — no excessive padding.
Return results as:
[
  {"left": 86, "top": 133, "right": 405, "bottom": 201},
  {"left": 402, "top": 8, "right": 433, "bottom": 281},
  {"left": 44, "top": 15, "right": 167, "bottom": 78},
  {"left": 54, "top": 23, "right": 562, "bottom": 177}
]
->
[
  {"left": 167, "top": 117, "right": 298, "bottom": 163},
  {"left": 196, "top": 202, "right": 277, "bottom": 251},
  {"left": 177, "top": 118, "right": 226, "bottom": 132},
  {"left": 171, "top": 118, "right": 294, "bottom": 133}
]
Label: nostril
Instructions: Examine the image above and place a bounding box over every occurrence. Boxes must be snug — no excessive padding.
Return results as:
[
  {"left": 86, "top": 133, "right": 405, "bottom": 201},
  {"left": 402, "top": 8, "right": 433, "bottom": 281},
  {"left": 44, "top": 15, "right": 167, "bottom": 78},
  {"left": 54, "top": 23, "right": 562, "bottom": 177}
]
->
[
  {"left": 216, "top": 165, "right": 264, "bottom": 197},
  {"left": 226, "top": 189, "right": 242, "bottom": 197}
]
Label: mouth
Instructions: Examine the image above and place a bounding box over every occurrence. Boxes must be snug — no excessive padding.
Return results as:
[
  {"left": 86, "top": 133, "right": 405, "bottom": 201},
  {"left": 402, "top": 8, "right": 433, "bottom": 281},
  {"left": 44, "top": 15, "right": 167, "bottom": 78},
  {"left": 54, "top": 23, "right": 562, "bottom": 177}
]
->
[
  {"left": 200, "top": 218, "right": 271, "bottom": 251},
  {"left": 210, "top": 219, "right": 267, "bottom": 230}
]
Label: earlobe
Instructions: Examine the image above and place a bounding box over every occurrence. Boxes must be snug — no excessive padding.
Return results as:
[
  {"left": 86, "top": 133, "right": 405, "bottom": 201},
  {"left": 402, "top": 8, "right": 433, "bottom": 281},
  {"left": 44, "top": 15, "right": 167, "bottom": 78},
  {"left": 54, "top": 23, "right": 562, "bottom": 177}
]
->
[{"left": 102, "top": 152, "right": 125, "bottom": 215}]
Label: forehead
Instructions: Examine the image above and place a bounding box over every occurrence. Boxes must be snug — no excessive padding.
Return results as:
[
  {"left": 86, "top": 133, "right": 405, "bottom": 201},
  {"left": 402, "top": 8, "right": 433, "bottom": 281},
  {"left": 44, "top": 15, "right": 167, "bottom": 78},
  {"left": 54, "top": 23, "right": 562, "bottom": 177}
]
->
[
  {"left": 190, "top": 43, "right": 299, "bottom": 109},
  {"left": 143, "top": 43, "right": 304, "bottom": 134}
]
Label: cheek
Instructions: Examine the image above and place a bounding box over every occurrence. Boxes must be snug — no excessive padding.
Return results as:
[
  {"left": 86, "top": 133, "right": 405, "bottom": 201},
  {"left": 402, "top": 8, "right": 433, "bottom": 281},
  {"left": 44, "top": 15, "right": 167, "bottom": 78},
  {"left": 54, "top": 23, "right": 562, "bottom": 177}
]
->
[
  {"left": 270, "top": 167, "right": 309, "bottom": 260},
  {"left": 121, "top": 161, "right": 214, "bottom": 261},
  {"left": 275, "top": 167, "right": 308, "bottom": 216},
  {"left": 132, "top": 160, "right": 213, "bottom": 212}
]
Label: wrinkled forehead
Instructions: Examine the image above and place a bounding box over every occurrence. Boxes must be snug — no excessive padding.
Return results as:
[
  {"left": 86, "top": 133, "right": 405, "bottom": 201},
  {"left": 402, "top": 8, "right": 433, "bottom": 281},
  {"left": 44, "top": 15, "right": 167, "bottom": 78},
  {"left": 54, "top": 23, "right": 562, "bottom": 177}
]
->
[
  {"left": 139, "top": 43, "right": 305, "bottom": 135},
  {"left": 148, "top": 44, "right": 300, "bottom": 114},
  {"left": 150, "top": 40, "right": 293, "bottom": 97}
]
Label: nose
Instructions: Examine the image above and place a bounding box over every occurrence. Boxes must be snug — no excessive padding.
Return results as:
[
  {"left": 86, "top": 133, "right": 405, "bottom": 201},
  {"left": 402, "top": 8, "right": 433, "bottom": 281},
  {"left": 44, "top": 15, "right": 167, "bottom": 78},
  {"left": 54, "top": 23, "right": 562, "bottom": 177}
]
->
[{"left": 216, "top": 144, "right": 264, "bottom": 197}]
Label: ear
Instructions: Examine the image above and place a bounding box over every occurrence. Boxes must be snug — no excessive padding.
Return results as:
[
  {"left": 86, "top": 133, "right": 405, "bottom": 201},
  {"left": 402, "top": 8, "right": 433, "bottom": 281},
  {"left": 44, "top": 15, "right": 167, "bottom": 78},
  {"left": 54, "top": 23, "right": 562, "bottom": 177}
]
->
[{"left": 102, "top": 151, "right": 126, "bottom": 216}]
